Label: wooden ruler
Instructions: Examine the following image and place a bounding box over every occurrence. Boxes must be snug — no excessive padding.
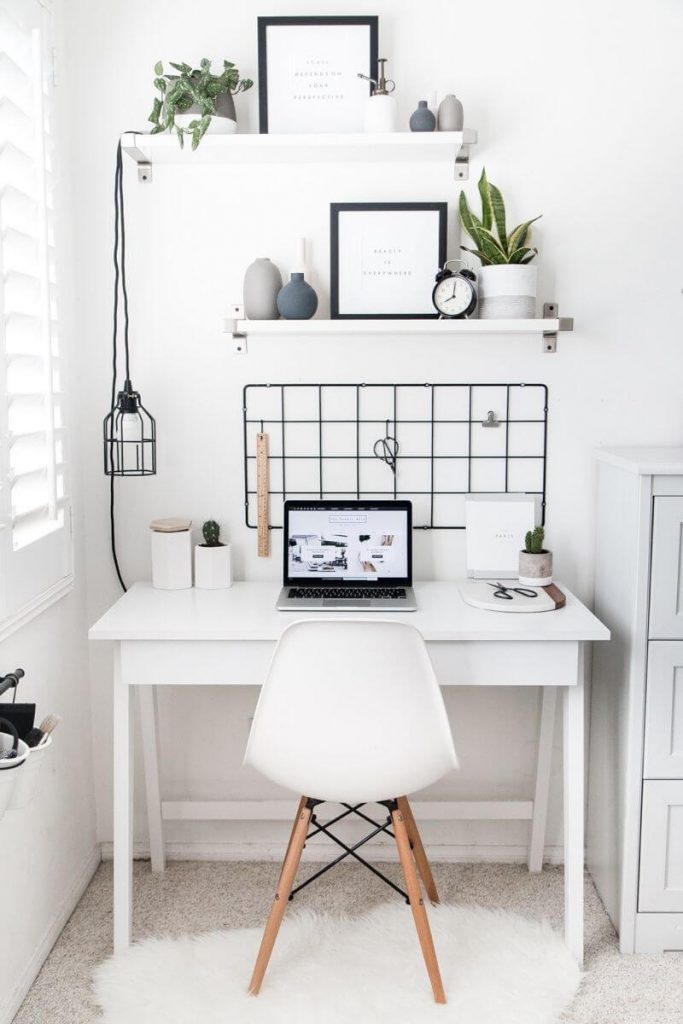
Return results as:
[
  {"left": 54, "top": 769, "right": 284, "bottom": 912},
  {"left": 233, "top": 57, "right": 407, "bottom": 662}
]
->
[{"left": 256, "top": 432, "right": 270, "bottom": 557}]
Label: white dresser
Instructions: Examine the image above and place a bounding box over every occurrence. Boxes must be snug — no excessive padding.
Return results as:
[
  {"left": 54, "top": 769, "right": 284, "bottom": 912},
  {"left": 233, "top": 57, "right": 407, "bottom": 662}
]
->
[{"left": 589, "top": 447, "right": 683, "bottom": 953}]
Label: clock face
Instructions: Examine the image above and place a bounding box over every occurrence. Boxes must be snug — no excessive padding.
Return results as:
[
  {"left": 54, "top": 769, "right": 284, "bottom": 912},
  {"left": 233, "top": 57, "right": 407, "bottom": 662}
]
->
[{"left": 433, "top": 274, "right": 475, "bottom": 317}]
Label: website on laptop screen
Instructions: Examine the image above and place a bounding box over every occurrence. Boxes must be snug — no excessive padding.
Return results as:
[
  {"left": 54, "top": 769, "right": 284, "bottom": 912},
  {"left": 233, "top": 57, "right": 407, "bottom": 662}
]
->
[{"left": 287, "top": 507, "right": 408, "bottom": 581}]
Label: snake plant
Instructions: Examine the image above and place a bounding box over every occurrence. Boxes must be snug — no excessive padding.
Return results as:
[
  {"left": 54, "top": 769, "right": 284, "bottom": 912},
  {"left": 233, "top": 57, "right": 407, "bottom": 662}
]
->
[
  {"left": 459, "top": 169, "right": 541, "bottom": 266},
  {"left": 149, "top": 58, "right": 253, "bottom": 150}
]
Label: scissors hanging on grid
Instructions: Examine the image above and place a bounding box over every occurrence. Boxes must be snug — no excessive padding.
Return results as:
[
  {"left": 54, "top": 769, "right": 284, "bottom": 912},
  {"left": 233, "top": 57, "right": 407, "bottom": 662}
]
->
[
  {"left": 373, "top": 421, "right": 399, "bottom": 475},
  {"left": 487, "top": 582, "right": 539, "bottom": 600}
]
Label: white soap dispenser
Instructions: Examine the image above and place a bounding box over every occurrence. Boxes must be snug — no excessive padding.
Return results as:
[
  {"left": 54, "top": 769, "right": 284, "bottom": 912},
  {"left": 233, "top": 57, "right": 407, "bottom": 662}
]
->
[{"left": 357, "top": 58, "right": 397, "bottom": 133}]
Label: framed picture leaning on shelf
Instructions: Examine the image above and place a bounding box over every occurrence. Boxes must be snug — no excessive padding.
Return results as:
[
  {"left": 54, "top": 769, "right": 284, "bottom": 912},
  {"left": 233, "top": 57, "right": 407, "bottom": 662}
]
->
[
  {"left": 330, "top": 202, "right": 448, "bottom": 319},
  {"left": 257, "top": 16, "right": 378, "bottom": 133}
]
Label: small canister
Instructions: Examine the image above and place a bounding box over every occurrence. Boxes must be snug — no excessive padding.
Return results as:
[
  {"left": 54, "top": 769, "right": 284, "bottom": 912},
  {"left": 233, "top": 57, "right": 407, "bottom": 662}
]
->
[{"left": 150, "top": 517, "right": 193, "bottom": 590}]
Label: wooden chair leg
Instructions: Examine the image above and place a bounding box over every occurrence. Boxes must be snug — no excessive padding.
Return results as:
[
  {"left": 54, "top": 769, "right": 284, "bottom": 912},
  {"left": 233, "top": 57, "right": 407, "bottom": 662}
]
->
[
  {"left": 392, "top": 802, "right": 447, "bottom": 1004},
  {"left": 248, "top": 798, "right": 312, "bottom": 996},
  {"left": 397, "top": 797, "right": 440, "bottom": 905},
  {"left": 277, "top": 796, "right": 306, "bottom": 886}
]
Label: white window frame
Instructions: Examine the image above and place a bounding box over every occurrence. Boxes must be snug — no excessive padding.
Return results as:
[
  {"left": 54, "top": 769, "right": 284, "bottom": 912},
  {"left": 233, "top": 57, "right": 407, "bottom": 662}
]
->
[{"left": 0, "top": 0, "right": 72, "bottom": 641}]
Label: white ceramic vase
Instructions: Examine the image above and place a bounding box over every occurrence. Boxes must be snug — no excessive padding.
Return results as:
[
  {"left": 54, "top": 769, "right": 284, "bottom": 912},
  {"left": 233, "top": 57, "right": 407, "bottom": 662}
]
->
[
  {"left": 8, "top": 735, "right": 52, "bottom": 810},
  {"left": 478, "top": 264, "right": 537, "bottom": 319},
  {"left": 151, "top": 529, "right": 193, "bottom": 590},
  {"left": 194, "top": 544, "right": 233, "bottom": 590}
]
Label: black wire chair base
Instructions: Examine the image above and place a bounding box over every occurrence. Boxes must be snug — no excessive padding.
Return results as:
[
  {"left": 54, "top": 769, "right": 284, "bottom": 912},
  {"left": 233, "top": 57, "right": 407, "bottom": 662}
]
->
[{"left": 289, "top": 800, "right": 408, "bottom": 903}]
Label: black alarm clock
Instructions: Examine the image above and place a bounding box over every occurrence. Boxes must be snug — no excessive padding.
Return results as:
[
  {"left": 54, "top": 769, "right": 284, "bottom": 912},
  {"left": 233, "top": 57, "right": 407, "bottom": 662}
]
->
[{"left": 432, "top": 260, "right": 477, "bottom": 319}]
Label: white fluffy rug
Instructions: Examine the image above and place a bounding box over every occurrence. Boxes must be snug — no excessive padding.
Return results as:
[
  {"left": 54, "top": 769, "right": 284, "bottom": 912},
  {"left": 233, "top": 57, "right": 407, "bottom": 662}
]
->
[{"left": 93, "top": 903, "right": 581, "bottom": 1023}]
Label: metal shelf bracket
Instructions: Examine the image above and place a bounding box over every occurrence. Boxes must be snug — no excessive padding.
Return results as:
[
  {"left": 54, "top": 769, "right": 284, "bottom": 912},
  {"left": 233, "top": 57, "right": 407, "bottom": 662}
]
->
[{"left": 542, "top": 302, "right": 574, "bottom": 353}]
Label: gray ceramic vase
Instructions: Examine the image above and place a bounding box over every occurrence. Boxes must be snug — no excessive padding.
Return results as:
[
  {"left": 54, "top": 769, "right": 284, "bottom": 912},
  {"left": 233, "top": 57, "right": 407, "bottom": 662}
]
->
[
  {"left": 409, "top": 100, "right": 436, "bottom": 132},
  {"left": 277, "top": 273, "right": 318, "bottom": 320},
  {"left": 243, "top": 258, "right": 283, "bottom": 320},
  {"left": 437, "top": 94, "right": 464, "bottom": 131}
]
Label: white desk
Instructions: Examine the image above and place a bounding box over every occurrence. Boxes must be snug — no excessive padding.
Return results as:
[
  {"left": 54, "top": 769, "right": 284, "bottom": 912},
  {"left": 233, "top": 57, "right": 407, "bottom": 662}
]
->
[{"left": 90, "top": 581, "right": 609, "bottom": 962}]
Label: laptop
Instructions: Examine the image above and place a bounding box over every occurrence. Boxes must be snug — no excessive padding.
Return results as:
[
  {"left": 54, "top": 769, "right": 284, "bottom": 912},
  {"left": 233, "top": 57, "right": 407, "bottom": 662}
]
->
[{"left": 276, "top": 499, "right": 417, "bottom": 611}]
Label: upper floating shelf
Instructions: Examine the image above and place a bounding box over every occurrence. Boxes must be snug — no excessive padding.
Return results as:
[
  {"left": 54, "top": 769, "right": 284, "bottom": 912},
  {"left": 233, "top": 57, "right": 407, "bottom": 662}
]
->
[{"left": 120, "top": 130, "right": 478, "bottom": 180}]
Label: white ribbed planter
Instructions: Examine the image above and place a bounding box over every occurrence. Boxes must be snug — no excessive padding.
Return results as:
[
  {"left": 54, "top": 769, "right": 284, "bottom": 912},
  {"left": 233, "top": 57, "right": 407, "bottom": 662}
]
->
[
  {"left": 194, "top": 544, "right": 233, "bottom": 590},
  {"left": 478, "top": 264, "right": 537, "bottom": 319}
]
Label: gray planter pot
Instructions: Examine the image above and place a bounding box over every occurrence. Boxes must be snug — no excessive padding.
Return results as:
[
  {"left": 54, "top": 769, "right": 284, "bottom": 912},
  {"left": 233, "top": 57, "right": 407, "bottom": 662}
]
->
[
  {"left": 518, "top": 549, "right": 553, "bottom": 587},
  {"left": 172, "top": 90, "right": 237, "bottom": 134}
]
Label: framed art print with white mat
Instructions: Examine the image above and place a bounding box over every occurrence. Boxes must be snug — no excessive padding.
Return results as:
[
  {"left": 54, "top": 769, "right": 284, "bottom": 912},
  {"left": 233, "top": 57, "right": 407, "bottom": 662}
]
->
[
  {"left": 257, "top": 16, "right": 378, "bottom": 133},
  {"left": 331, "top": 202, "right": 448, "bottom": 318}
]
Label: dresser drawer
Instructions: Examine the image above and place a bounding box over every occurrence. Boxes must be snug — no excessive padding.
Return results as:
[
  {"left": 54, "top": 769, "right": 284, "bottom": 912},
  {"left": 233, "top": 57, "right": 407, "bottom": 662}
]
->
[
  {"left": 644, "top": 642, "right": 683, "bottom": 778},
  {"left": 649, "top": 497, "right": 683, "bottom": 638},
  {"left": 639, "top": 781, "right": 683, "bottom": 912}
]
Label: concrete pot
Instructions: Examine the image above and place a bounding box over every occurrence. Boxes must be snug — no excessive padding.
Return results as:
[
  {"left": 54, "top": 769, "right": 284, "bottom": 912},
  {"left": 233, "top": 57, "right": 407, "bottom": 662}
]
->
[
  {"left": 478, "top": 264, "right": 537, "bottom": 319},
  {"left": 195, "top": 544, "right": 233, "bottom": 590},
  {"left": 243, "top": 258, "right": 283, "bottom": 320},
  {"left": 518, "top": 549, "right": 553, "bottom": 587},
  {"left": 173, "top": 90, "right": 237, "bottom": 134}
]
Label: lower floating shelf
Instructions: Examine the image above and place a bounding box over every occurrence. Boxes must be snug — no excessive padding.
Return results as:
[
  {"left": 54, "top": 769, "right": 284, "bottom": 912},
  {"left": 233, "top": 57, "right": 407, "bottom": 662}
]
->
[{"left": 227, "top": 314, "right": 574, "bottom": 353}]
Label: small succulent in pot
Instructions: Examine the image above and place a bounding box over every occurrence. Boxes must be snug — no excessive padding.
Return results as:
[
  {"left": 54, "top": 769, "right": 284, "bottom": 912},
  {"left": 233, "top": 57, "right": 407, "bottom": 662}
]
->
[
  {"left": 519, "top": 525, "right": 553, "bottom": 587},
  {"left": 195, "top": 520, "right": 232, "bottom": 589},
  {"left": 201, "top": 520, "right": 224, "bottom": 547},
  {"left": 149, "top": 58, "right": 253, "bottom": 150}
]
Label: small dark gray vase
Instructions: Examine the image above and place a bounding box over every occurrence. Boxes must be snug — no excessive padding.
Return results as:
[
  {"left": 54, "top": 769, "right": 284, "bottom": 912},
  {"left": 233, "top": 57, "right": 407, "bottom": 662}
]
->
[
  {"left": 277, "top": 273, "right": 318, "bottom": 320},
  {"left": 409, "top": 100, "right": 436, "bottom": 132}
]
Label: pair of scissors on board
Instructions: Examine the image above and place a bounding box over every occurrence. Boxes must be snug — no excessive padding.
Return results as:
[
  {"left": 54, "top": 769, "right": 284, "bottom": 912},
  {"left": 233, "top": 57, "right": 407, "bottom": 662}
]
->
[
  {"left": 373, "top": 421, "right": 399, "bottom": 475},
  {"left": 487, "top": 582, "right": 539, "bottom": 600}
]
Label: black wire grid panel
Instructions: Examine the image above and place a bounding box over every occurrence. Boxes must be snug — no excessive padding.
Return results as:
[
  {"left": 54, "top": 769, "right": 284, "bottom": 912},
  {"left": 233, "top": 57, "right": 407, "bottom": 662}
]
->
[{"left": 243, "top": 383, "right": 549, "bottom": 530}]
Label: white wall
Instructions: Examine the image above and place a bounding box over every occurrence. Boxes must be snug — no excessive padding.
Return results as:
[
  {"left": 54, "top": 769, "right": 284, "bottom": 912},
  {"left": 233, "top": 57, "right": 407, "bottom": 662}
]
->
[
  {"left": 65, "top": 0, "right": 683, "bottom": 861},
  {"left": 0, "top": 5, "right": 98, "bottom": 1021}
]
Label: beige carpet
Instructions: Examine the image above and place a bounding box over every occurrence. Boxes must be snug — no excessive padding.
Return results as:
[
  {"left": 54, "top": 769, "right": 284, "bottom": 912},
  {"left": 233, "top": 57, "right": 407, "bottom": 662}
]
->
[{"left": 13, "top": 861, "right": 683, "bottom": 1024}]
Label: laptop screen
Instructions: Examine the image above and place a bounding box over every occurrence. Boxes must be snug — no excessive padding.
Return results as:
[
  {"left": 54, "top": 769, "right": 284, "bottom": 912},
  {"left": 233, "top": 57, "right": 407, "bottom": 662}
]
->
[{"left": 284, "top": 501, "right": 412, "bottom": 585}]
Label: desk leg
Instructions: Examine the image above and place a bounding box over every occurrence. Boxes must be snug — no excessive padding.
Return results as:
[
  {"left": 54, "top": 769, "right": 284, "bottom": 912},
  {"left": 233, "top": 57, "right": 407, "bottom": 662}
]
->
[
  {"left": 113, "top": 646, "right": 133, "bottom": 953},
  {"left": 563, "top": 644, "right": 585, "bottom": 965},
  {"left": 528, "top": 686, "right": 557, "bottom": 873},
  {"left": 138, "top": 686, "right": 166, "bottom": 872}
]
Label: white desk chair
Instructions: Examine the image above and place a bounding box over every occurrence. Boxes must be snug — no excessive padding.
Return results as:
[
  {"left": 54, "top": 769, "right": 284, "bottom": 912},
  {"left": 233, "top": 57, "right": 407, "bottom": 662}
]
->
[{"left": 244, "top": 619, "right": 459, "bottom": 1004}]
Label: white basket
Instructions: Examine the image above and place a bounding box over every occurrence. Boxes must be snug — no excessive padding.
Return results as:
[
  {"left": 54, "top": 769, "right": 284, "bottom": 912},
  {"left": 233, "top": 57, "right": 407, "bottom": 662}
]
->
[
  {"left": 0, "top": 731, "right": 29, "bottom": 822},
  {"left": 8, "top": 734, "right": 52, "bottom": 811}
]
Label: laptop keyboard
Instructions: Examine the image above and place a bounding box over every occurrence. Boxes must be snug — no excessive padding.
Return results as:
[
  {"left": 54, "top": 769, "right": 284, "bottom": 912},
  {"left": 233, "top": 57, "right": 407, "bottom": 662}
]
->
[{"left": 288, "top": 587, "right": 408, "bottom": 600}]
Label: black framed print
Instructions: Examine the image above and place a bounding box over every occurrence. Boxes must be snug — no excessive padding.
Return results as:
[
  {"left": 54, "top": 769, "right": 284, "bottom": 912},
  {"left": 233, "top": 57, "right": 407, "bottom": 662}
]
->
[
  {"left": 257, "top": 16, "right": 378, "bottom": 134},
  {"left": 330, "top": 203, "right": 448, "bottom": 319}
]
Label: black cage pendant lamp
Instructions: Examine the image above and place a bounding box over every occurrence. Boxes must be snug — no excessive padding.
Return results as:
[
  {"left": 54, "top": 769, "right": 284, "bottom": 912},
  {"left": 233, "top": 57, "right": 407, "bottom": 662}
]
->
[{"left": 103, "top": 139, "right": 156, "bottom": 477}]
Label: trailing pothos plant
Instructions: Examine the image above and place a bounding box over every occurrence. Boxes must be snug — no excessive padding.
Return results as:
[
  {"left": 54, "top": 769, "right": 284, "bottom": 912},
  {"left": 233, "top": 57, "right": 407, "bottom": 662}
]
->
[
  {"left": 149, "top": 58, "right": 253, "bottom": 150},
  {"left": 459, "top": 169, "right": 541, "bottom": 265}
]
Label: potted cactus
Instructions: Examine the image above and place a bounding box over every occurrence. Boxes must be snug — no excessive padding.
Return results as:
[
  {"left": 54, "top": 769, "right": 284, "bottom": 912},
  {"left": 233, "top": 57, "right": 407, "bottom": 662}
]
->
[
  {"left": 194, "top": 520, "right": 233, "bottom": 590},
  {"left": 459, "top": 168, "right": 542, "bottom": 319},
  {"left": 518, "top": 526, "right": 553, "bottom": 587}
]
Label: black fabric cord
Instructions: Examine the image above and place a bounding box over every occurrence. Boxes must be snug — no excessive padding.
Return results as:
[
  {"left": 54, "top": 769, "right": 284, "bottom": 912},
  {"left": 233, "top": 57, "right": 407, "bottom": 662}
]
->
[{"left": 109, "top": 138, "right": 128, "bottom": 592}]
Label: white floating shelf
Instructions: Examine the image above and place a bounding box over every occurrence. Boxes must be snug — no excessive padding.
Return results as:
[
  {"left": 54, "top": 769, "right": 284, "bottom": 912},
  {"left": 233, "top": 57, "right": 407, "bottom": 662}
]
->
[
  {"left": 121, "top": 129, "right": 477, "bottom": 179},
  {"left": 228, "top": 315, "right": 574, "bottom": 354}
]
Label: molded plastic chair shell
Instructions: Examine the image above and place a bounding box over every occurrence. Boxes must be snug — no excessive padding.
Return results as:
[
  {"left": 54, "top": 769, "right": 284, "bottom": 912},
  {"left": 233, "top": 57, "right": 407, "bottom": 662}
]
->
[{"left": 244, "top": 619, "right": 458, "bottom": 804}]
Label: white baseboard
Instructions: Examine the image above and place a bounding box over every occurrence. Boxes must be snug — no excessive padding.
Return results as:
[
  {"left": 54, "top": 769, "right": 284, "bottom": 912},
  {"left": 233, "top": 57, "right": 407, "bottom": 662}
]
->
[
  {"left": 100, "top": 840, "right": 565, "bottom": 866},
  {"left": 0, "top": 846, "right": 101, "bottom": 1024}
]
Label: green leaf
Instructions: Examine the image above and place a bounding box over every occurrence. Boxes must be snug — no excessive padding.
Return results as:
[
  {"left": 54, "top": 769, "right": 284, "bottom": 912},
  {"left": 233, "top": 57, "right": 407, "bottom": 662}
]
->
[
  {"left": 148, "top": 97, "right": 163, "bottom": 124},
  {"left": 476, "top": 231, "right": 508, "bottom": 264},
  {"left": 460, "top": 245, "right": 494, "bottom": 266},
  {"left": 150, "top": 124, "right": 166, "bottom": 134},
  {"left": 519, "top": 252, "right": 537, "bottom": 264},
  {"left": 176, "top": 126, "right": 185, "bottom": 149},
  {"left": 200, "top": 57, "right": 211, "bottom": 71},
  {"left": 508, "top": 246, "right": 537, "bottom": 264},
  {"left": 154, "top": 60, "right": 163, "bottom": 75},
  {"left": 154, "top": 77, "right": 167, "bottom": 92},
  {"left": 477, "top": 168, "right": 493, "bottom": 231},
  {"left": 506, "top": 216, "right": 542, "bottom": 255},
  {"left": 459, "top": 191, "right": 484, "bottom": 251},
  {"left": 489, "top": 183, "right": 507, "bottom": 253},
  {"left": 475, "top": 225, "right": 508, "bottom": 260}
]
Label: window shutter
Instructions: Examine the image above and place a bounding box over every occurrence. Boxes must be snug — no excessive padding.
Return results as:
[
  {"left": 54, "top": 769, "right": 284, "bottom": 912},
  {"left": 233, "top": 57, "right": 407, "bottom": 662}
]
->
[{"left": 0, "top": 0, "right": 72, "bottom": 633}]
